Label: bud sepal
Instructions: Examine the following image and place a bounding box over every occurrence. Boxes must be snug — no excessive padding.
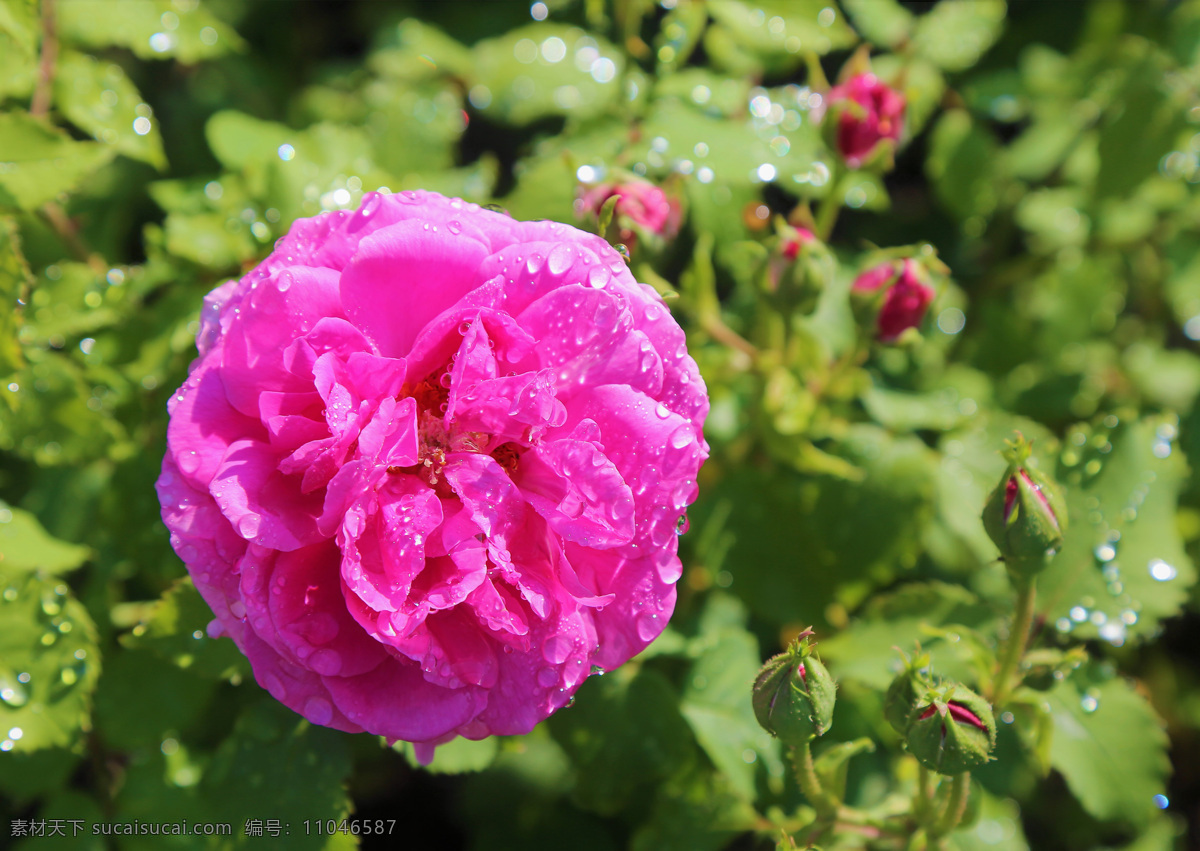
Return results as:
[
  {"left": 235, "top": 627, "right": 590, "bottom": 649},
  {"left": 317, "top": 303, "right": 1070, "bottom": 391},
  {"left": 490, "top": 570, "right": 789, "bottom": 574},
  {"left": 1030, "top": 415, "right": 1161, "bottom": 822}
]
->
[
  {"left": 905, "top": 684, "right": 996, "bottom": 776},
  {"left": 982, "top": 433, "right": 1068, "bottom": 577},
  {"left": 753, "top": 629, "right": 836, "bottom": 745}
]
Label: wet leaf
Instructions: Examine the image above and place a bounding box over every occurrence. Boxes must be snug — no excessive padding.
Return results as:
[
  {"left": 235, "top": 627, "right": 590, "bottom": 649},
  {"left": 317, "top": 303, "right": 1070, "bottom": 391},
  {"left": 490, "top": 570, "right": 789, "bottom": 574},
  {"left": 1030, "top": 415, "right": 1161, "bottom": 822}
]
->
[
  {"left": 911, "top": 0, "right": 1007, "bottom": 72},
  {"left": 681, "top": 625, "right": 783, "bottom": 800},
  {"left": 0, "top": 570, "right": 99, "bottom": 752},
  {"left": 58, "top": 0, "right": 244, "bottom": 62},
  {"left": 470, "top": 24, "right": 625, "bottom": 125},
  {"left": 1044, "top": 663, "right": 1168, "bottom": 827},
  {"left": 1040, "top": 416, "right": 1197, "bottom": 645},
  {"left": 54, "top": 49, "right": 167, "bottom": 169},
  {"left": 0, "top": 111, "right": 114, "bottom": 211}
]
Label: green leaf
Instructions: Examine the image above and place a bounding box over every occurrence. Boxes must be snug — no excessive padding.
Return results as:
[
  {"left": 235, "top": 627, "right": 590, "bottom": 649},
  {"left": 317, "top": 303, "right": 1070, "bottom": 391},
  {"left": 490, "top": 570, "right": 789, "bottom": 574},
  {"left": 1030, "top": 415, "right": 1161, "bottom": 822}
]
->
[
  {"left": 1045, "top": 663, "right": 1168, "bottom": 826},
  {"left": 548, "top": 667, "right": 693, "bottom": 815},
  {"left": 54, "top": 49, "right": 167, "bottom": 169},
  {"left": 206, "top": 116, "right": 398, "bottom": 226},
  {"left": 951, "top": 790, "right": 1030, "bottom": 851},
  {"left": 926, "top": 110, "right": 1003, "bottom": 220},
  {"left": 470, "top": 25, "right": 625, "bottom": 125},
  {"left": 654, "top": 0, "right": 708, "bottom": 74},
  {"left": 0, "top": 111, "right": 115, "bottom": 210},
  {"left": 0, "top": 0, "right": 37, "bottom": 99},
  {"left": 840, "top": 0, "right": 914, "bottom": 49},
  {"left": 198, "top": 700, "right": 352, "bottom": 847},
  {"left": 930, "top": 412, "right": 1054, "bottom": 571},
  {"left": 1039, "top": 415, "right": 1197, "bottom": 645},
  {"left": 0, "top": 502, "right": 90, "bottom": 574},
  {"left": 863, "top": 385, "right": 968, "bottom": 432},
  {"left": 680, "top": 626, "right": 784, "bottom": 799},
  {"left": 205, "top": 110, "right": 292, "bottom": 173},
  {"left": 699, "top": 426, "right": 936, "bottom": 628},
  {"left": 0, "top": 349, "right": 129, "bottom": 465},
  {"left": 0, "top": 570, "right": 99, "bottom": 752},
  {"left": 1095, "top": 49, "right": 1188, "bottom": 202},
  {"left": 397, "top": 735, "right": 499, "bottom": 774},
  {"left": 163, "top": 211, "right": 260, "bottom": 270},
  {"left": 708, "top": 0, "right": 855, "bottom": 59},
  {"left": 820, "top": 582, "right": 995, "bottom": 688},
  {"left": 58, "top": 0, "right": 244, "bottom": 62},
  {"left": 92, "top": 647, "right": 215, "bottom": 750},
  {"left": 631, "top": 96, "right": 824, "bottom": 191},
  {"left": 630, "top": 769, "right": 757, "bottom": 851},
  {"left": 119, "top": 578, "right": 250, "bottom": 682},
  {"left": 911, "top": 0, "right": 1006, "bottom": 72}
]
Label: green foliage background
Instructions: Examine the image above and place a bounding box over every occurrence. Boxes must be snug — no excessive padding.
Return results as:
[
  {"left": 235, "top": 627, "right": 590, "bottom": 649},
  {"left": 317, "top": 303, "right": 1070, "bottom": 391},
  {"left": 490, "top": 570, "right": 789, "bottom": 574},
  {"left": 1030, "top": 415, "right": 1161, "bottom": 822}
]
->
[{"left": 1, "top": 0, "right": 1199, "bottom": 848}]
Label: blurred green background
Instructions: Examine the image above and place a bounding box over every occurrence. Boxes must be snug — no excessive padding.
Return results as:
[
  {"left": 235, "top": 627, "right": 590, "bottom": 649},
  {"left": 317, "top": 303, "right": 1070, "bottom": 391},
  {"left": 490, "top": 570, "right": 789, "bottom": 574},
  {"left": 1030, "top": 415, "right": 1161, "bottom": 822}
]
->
[{"left": 2, "top": 0, "right": 1200, "bottom": 848}]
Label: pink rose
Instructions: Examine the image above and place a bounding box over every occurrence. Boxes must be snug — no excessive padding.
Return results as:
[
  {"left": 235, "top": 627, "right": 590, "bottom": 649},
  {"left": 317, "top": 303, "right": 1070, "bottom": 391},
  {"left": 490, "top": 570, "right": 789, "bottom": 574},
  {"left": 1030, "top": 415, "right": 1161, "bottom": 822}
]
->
[
  {"left": 157, "top": 190, "right": 708, "bottom": 757},
  {"left": 579, "top": 180, "right": 681, "bottom": 243},
  {"left": 852, "top": 259, "right": 935, "bottom": 341},
  {"left": 827, "top": 73, "right": 905, "bottom": 169}
]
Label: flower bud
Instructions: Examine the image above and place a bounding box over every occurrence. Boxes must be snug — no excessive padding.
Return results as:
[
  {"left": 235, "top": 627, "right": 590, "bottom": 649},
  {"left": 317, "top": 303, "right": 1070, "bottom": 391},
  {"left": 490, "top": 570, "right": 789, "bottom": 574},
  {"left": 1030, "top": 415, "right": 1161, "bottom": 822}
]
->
[
  {"left": 905, "top": 684, "right": 996, "bottom": 776},
  {"left": 578, "top": 179, "right": 681, "bottom": 249},
  {"left": 883, "top": 652, "right": 933, "bottom": 736},
  {"left": 852, "top": 259, "right": 936, "bottom": 342},
  {"left": 753, "top": 631, "right": 836, "bottom": 745},
  {"left": 982, "top": 434, "right": 1067, "bottom": 576},
  {"left": 825, "top": 73, "right": 906, "bottom": 169},
  {"left": 764, "top": 224, "right": 831, "bottom": 315}
]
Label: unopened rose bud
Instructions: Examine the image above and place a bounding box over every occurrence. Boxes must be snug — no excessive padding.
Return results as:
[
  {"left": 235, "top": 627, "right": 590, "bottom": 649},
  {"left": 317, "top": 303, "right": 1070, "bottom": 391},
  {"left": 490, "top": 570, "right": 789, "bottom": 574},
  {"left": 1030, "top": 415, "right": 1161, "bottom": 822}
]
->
[
  {"left": 852, "top": 259, "right": 936, "bottom": 342},
  {"left": 578, "top": 179, "right": 681, "bottom": 248},
  {"left": 753, "top": 630, "right": 836, "bottom": 745},
  {"left": 825, "top": 73, "right": 906, "bottom": 169},
  {"left": 982, "top": 434, "right": 1067, "bottom": 575},
  {"left": 781, "top": 226, "right": 815, "bottom": 260},
  {"left": 765, "top": 224, "right": 829, "bottom": 314},
  {"left": 884, "top": 653, "right": 933, "bottom": 736},
  {"left": 905, "top": 685, "right": 996, "bottom": 776}
]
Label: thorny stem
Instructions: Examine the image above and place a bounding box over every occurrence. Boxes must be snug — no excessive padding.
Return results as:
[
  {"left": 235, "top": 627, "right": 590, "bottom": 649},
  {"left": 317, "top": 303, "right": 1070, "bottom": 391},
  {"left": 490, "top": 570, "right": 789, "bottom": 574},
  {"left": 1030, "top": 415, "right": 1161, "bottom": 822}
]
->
[
  {"left": 929, "top": 772, "right": 970, "bottom": 846},
  {"left": 30, "top": 0, "right": 105, "bottom": 276},
  {"left": 31, "top": 0, "right": 57, "bottom": 118},
  {"left": 813, "top": 169, "right": 849, "bottom": 242},
  {"left": 701, "top": 314, "right": 759, "bottom": 363},
  {"left": 792, "top": 740, "right": 838, "bottom": 822},
  {"left": 990, "top": 575, "right": 1036, "bottom": 706},
  {"left": 913, "top": 764, "right": 933, "bottom": 824}
]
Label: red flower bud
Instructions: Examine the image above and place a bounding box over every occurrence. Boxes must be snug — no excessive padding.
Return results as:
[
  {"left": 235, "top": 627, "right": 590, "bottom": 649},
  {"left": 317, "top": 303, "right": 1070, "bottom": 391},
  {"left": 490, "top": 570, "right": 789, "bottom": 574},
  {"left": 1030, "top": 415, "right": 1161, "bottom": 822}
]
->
[
  {"left": 578, "top": 180, "right": 681, "bottom": 244},
  {"left": 852, "top": 260, "right": 936, "bottom": 342},
  {"left": 782, "top": 227, "right": 815, "bottom": 260},
  {"left": 826, "top": 73, "right": 906, "bottom": 168}
]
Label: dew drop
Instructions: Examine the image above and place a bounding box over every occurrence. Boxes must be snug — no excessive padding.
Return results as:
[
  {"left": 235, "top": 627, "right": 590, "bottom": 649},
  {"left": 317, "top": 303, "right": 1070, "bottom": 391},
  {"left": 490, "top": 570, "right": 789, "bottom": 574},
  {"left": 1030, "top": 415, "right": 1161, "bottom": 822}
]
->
[
  {"left": 1149, "top": 559, "right": 1177, "bottom": 581},
  {"left": 262, "top": 673, "right": 285, "bottom": 698},
  {"left": 309, "top": 649, "right": 342, "bottom": 676},
  {"left": 236, "top": 515, "right": 261, "bottom": 540},
  {"left": 548, "top": 244, "right": 574, "bottom": 276},
  {"left": 447, "top": 220, "right": 463, "bottom": 235},
  {"left": 304, "top": 696, "right": 334, "bottom": 725},
  {"left": 676, "top": 513, "right": 690, "bottom": 535},
  {"left": 537, "top": 667, "right": 559, "bottom": 688},
  {"left": 587, "top": 266, "right": 610, "bottom": 289},
  {"left": 669, "top": 424, "right": 693, "bottom": 449},
  {"left": 230, "top": 600, "right": 247, "bottom": 619}
]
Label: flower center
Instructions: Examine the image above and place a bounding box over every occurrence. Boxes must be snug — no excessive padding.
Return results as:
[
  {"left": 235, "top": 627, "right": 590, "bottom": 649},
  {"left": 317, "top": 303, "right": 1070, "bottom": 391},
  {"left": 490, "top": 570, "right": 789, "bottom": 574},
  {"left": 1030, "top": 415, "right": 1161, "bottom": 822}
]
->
[{"left": 391, "top": 364, "right": 528, "bottom": 494}]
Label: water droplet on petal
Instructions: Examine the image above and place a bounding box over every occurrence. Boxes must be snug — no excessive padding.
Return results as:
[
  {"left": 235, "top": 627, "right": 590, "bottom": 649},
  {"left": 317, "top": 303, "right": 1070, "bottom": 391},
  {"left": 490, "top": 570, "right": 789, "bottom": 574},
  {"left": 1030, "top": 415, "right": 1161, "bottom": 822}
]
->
[
  {"left": 304, "top": 696, "right": 334, "bottom": 725},
  {"left": 309, "top": 649, "right": 342, "bottom": 676},
  {"left": 537, "top": 667, "right": 559, "bottom": 688}
]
